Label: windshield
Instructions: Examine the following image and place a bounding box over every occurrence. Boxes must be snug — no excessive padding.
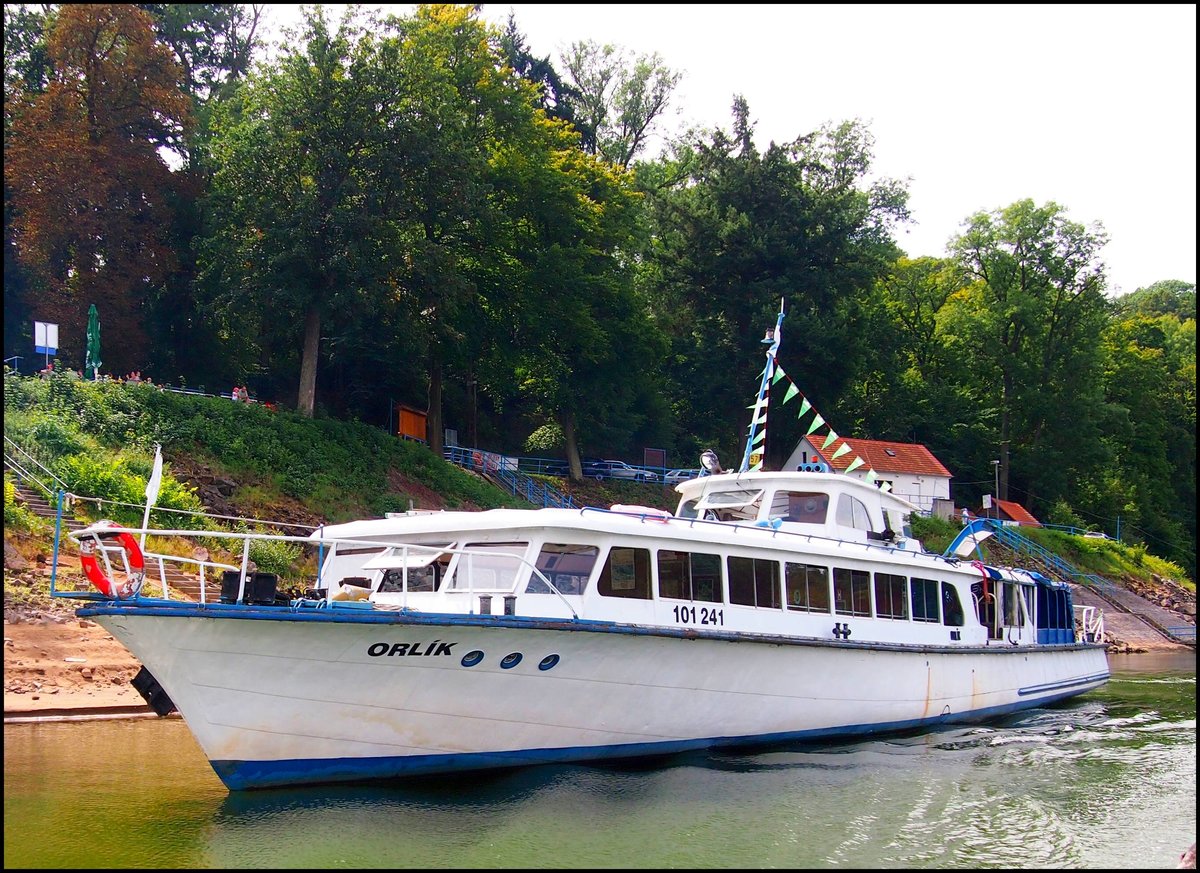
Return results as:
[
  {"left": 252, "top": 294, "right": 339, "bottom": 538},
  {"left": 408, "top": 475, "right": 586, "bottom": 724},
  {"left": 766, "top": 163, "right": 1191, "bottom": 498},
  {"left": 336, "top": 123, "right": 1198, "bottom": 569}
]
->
[{"left": 694, "top": 489, "right": 763, "bottom": 511}]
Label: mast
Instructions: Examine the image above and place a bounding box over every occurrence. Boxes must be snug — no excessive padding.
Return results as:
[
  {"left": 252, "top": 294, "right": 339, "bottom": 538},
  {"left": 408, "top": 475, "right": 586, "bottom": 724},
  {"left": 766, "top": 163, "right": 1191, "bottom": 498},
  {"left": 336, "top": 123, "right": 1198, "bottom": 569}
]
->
[{"left": 739, "top": 299, "right": 786, "bottom": 473}]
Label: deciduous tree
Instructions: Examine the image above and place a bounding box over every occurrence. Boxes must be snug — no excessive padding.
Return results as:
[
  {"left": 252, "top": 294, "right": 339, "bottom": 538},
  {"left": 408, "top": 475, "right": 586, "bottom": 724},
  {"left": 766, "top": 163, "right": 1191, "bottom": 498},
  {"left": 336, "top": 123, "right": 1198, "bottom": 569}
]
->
[{"left": 5, "top": 3, "right": 191, "bottom": 377}]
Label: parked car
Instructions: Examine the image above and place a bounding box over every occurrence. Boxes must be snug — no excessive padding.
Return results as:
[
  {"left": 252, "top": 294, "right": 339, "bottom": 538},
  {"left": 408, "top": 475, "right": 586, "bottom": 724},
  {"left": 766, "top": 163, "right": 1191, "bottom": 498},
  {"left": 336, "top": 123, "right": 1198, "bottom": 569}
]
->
[
  {"left": 664, "top": 468, "right": 701, "bottom": 485},
  {"left": 583, "top": 460, "right": 658, "bottom": 482},
  {"left": 1083, "top": 531, "right": 1112, "bottom": 540}
]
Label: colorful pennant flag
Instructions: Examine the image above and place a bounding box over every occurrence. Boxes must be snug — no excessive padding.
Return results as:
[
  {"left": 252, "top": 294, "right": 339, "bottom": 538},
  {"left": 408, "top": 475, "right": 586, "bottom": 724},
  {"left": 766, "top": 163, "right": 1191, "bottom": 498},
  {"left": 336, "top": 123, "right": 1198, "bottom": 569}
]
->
[
  {"left": 845, "top": 456, "right": 865, "bottom": 474},
  {"left": 822, "top": 430, "right": 839, "bottom": 450},
  {"left": 831, "top": 442, "right": 852, "bottom": 460},
  {"left": 805, "top": 413, "right": 825, "bottom": 436}
]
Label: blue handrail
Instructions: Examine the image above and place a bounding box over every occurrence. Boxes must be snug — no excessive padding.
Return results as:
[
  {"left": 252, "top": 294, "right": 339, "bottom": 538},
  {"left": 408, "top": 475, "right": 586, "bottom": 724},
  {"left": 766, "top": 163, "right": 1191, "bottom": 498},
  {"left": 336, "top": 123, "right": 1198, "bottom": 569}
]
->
[{"left": 443, "top": 446, "right": 579, "bottom": 509}]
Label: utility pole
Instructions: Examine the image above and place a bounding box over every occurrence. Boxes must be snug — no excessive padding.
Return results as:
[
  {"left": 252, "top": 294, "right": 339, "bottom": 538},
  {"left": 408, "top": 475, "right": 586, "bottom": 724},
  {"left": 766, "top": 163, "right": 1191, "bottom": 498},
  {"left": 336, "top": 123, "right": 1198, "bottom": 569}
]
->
[{"left": 991, "top": 459, "right": 1000, "bottom": 515}]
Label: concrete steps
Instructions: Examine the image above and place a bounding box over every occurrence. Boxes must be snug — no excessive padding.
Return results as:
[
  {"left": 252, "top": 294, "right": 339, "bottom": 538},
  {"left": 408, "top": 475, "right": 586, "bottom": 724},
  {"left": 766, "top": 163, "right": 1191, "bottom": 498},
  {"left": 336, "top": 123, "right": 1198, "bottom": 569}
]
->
[{"left": 12, "top": 482, "right": 87, "bottom": 533}]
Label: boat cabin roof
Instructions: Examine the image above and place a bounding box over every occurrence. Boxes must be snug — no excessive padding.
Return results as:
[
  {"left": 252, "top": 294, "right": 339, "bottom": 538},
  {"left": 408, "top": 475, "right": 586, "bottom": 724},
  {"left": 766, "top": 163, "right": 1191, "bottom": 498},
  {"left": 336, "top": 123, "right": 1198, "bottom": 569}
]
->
[{"left": 673, "top": 470, "right": 919, "bottom": 514}]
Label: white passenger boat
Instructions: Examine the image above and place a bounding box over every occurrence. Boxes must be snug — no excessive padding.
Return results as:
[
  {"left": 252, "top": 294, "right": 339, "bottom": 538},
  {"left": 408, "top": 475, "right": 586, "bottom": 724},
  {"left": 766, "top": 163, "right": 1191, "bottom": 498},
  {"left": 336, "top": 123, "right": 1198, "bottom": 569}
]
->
[{"left": 64, "top": 309, "right": 1108, "bottom": 791}]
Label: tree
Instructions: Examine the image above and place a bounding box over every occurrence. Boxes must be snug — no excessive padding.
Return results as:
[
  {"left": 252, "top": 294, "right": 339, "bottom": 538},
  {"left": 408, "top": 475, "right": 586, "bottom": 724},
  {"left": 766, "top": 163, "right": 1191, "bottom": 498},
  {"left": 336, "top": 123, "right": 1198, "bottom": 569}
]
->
[
  {"left": 5, "top": 3, "right": 191, "bottom": 377},
  {"left": 559, "top": 40, "right": 681, "bottom": 168},
  {"left": 643, "top": 100, "right": 909, "bottom": 466},
  {"left": 1114, "top": 279, "right": 1196, "bottom": 321},
  {"left": 199, "top": 6, "right": 397, "bottom": 417},
  {"left": 137, "top": 3, "right": 264, "bottom": 106},
  {"left": 944, "top": 199, "right": 1110, "bottom": 509}
]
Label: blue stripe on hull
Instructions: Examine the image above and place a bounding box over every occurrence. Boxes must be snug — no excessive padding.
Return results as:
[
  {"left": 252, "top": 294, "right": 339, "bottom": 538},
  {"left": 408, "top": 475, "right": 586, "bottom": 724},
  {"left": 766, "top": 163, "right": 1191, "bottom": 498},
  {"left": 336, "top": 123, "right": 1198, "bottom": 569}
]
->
[{"left": 211, "top": 683, "right": 1107, "bottom": 790}]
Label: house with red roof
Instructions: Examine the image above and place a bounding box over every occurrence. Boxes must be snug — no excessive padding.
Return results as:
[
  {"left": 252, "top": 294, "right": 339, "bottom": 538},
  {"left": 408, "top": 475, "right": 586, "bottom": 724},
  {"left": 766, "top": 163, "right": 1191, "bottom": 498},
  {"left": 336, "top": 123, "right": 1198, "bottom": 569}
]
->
[
  {"left": 783, "top": 436, "right": 952, "bottom": 514},
  {"left": 984, "top": 497, "right": 1041, "bottom": 527}
]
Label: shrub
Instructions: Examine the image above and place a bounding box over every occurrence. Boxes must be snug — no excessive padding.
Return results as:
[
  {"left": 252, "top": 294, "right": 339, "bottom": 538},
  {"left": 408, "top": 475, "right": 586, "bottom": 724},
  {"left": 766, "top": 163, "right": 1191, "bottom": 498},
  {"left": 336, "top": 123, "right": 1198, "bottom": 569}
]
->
[
  {"left": 1045, "top": 499, "right": 1086, "bottom": 529},
  {"left": 4, "top": 476, "right": 44, "bottom": 533},
  {"left": 247, "top": 534, "right": 304, "bottom": 578}
]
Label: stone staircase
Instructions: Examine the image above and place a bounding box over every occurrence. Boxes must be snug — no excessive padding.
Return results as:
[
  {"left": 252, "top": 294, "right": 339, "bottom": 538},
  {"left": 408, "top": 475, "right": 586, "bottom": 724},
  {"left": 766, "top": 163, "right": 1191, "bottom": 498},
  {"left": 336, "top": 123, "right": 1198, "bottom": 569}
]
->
[{"left": 12, "top": 481, "right": 205, "bottom": 602}]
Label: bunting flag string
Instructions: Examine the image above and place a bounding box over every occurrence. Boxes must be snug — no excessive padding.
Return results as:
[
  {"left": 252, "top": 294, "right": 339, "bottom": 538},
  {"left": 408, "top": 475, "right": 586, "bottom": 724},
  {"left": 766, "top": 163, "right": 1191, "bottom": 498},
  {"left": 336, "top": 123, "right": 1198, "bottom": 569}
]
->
[
  {"left": 740, "top": 306, "right": 883, "bottom": 487},
  {"left": 762, "top": 360, "right": 879, "bottom": 485}
]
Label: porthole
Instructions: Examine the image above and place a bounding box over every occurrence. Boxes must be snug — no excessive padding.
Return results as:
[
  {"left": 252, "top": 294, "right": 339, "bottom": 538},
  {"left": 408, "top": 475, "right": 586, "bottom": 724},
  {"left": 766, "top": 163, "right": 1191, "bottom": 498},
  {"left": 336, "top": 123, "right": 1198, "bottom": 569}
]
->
[
  {"left": 461, "top": 650, "right": 484, "bottom": 667},
  {"left": 538, "top": 654, "right": 560, "bottom": 671},
  {"left": 500, "top": 652, "right": 523, "bottom": 669}
]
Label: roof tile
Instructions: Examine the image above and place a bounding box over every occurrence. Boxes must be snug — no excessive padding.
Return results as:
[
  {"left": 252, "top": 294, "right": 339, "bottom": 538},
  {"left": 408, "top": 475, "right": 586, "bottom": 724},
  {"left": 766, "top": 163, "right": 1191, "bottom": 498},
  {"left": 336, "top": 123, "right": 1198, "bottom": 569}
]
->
[{"left": 810, "top": 438, "right": 952, "bottom": 478}]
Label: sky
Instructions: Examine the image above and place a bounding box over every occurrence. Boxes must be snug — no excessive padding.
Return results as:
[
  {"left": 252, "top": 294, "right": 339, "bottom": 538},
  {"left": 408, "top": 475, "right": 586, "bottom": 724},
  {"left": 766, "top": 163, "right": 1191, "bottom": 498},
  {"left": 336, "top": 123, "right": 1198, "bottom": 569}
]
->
[{"left": 260, "top": 4, "right": 1197, "bottom": 297}]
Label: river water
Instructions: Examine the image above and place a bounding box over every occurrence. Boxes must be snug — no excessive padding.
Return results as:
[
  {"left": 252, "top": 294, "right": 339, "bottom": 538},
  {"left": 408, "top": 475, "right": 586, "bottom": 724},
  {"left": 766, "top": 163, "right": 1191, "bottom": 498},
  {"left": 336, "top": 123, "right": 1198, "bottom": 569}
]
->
[{"left": 4, "top": 652, "right": 1194, "bottom": 869}]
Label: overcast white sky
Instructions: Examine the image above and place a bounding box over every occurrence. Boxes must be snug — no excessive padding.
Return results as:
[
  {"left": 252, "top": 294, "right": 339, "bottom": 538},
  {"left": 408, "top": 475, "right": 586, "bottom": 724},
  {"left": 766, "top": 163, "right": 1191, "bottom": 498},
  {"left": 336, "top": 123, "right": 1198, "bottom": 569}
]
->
[{"left": 262, "top": 4, "right": 1196, "bottom": 297}]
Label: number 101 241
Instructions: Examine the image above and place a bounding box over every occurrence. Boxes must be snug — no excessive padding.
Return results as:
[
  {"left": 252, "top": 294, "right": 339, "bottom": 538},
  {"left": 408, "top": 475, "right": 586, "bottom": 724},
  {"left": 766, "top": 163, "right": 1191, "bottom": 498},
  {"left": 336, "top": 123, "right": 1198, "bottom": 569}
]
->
[{"left": 672, "top": 604, "right": 724, "bottom": 626}]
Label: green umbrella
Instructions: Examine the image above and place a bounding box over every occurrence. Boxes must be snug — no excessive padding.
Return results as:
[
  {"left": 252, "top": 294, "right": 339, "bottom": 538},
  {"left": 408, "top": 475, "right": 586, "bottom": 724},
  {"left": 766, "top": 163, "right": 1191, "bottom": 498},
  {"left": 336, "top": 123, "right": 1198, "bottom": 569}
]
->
[{"left": 84, "top": 304, "right": 102, "bottom": 381}]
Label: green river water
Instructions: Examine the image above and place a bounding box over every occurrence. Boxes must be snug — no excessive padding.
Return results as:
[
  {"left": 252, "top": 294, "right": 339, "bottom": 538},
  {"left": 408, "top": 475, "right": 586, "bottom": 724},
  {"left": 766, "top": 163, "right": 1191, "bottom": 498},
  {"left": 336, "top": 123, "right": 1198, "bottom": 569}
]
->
[{"left": 4, "top": 652, "right": 1194, "bottom": 869}]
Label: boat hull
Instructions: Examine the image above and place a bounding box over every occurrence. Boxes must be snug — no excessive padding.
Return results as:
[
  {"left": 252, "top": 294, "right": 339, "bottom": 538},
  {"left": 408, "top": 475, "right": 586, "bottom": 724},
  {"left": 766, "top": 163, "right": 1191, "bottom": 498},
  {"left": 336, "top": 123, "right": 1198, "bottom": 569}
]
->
[{"left": 84, "top": 603, "right": 1110, "bottom": 790}]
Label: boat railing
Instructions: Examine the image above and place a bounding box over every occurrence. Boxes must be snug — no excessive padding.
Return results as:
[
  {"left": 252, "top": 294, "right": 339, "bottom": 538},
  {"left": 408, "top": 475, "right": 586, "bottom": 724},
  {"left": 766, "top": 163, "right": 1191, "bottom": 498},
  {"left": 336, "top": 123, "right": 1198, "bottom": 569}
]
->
[
  {"left": 62, "top": 525, "right": 579, "bottom": 619},
  {"left": 1074, "top": 604, "right": 1105, "bottom": 643}
]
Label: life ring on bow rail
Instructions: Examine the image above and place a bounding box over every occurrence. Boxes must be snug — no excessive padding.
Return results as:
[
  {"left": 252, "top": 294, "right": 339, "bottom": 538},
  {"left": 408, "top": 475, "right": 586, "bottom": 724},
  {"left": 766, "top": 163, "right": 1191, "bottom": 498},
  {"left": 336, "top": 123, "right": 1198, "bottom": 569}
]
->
[{"left": 79, "top": 521, "right": 146, "bottom": 599}]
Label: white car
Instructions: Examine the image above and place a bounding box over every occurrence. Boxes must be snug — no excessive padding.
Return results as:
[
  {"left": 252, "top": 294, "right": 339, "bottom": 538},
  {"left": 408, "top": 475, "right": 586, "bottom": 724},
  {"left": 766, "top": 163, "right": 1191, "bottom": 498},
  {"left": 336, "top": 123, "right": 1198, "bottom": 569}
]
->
[
  {"left": 664, "top": 468, "right": 701, "bottom": 485},
  {"left": 584, "top": 460, "right": 658, "bottom": 482}
]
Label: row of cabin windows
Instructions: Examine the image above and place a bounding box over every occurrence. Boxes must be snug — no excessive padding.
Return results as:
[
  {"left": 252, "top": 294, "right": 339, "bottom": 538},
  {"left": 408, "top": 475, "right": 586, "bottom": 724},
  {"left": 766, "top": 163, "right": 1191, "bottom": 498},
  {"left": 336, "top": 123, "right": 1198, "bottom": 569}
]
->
[
  {"left": 376, "top": 541, "right": 968, "bottom": 628},
  {"left": 591, "top": 545, "right": 965, "bottom": 626}
]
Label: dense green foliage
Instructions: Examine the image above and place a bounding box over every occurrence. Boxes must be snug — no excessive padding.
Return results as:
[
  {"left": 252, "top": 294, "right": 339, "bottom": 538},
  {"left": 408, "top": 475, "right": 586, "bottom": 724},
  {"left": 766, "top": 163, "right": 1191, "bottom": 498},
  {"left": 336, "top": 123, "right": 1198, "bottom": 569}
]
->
[
  {"left": 3, "top": 369, "right": 522, "bottom": 524},
  {"left": 3, "top": 4, "right": 1193, "bottom": 581}
]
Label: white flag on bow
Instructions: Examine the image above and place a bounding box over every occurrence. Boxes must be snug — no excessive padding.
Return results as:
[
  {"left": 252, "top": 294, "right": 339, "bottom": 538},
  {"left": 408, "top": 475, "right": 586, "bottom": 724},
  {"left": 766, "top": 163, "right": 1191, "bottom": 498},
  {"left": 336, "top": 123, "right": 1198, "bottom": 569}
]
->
[{"left": 145, "top": 443, "right": 163, "bottom": 506}]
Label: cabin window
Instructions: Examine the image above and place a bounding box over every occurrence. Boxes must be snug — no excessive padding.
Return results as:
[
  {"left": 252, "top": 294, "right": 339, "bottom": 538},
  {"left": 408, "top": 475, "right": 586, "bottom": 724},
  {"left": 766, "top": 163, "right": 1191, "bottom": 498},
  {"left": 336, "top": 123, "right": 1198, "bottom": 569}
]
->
[
  {"left": 695, "top": 489, "right": 764, "bottom": 522},
  {"left": 874, "top": 572, "right": 908, "bottom": 619},
  {"left": 835, "top": 494, "right": 874, "bottom": 532},
  {"left": 727, "top": 556, "right": 781, "bottom": 608},
  {"left": 378, "top": 553, "right": 452, "bottom": 593},
  {"left": 1023, "top": 585, "right": 1037, "bottom": 626},
  {"left": 1002, "top": 581, "right": 1021, "bottom": 626},
  {"left": 941, "top": 582, "right": 964, "bottom": 627},
  {"left": 597, "top": 547, "right": 652, "bottom": 600},
  {"left": 833, "top": 567, "right": 871, "bottom": 617},
  {"left": 677, "top": 498, "right": 699, "bottom": 519},
  {"left": 910, "top": 577, "right": 940, "bottom": 622},
  {"left": 771, "top": 491, "right": 829, "bottom": 523},
  {"left": 1036, "top": 585, "right": 1072, "bottom": 631},
  {"left": 785, "top": 562, "right": 830, "bottom": 612},
  {"left": 657, "top": 550, "right": 722, "bottom": 602},
  {"left": 972, "top": 581, "right": 1001, "bottom": 639},
  {"left": 447, "top": 542, "right": 528, "bottom": 590},
  {"left": 320, "top": 545, "right": 384, "bottom": 589},
  {"left": 526, "top": 543, "right": 600, "bottom": 595}
]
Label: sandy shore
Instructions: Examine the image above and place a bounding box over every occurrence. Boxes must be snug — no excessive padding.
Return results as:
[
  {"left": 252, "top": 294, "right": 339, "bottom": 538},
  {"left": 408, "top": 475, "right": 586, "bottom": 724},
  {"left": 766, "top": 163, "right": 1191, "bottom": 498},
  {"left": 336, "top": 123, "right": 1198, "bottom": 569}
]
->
[{"left": 4, "top": 607, "right": 151, "bottom": 718}]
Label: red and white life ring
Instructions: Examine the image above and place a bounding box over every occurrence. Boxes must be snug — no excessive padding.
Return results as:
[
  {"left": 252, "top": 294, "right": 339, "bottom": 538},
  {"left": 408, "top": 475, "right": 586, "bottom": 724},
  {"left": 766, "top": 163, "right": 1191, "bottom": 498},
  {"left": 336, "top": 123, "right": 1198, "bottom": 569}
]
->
[{"left": 79, "top": 521, "right": 146, "bottom": 599}]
